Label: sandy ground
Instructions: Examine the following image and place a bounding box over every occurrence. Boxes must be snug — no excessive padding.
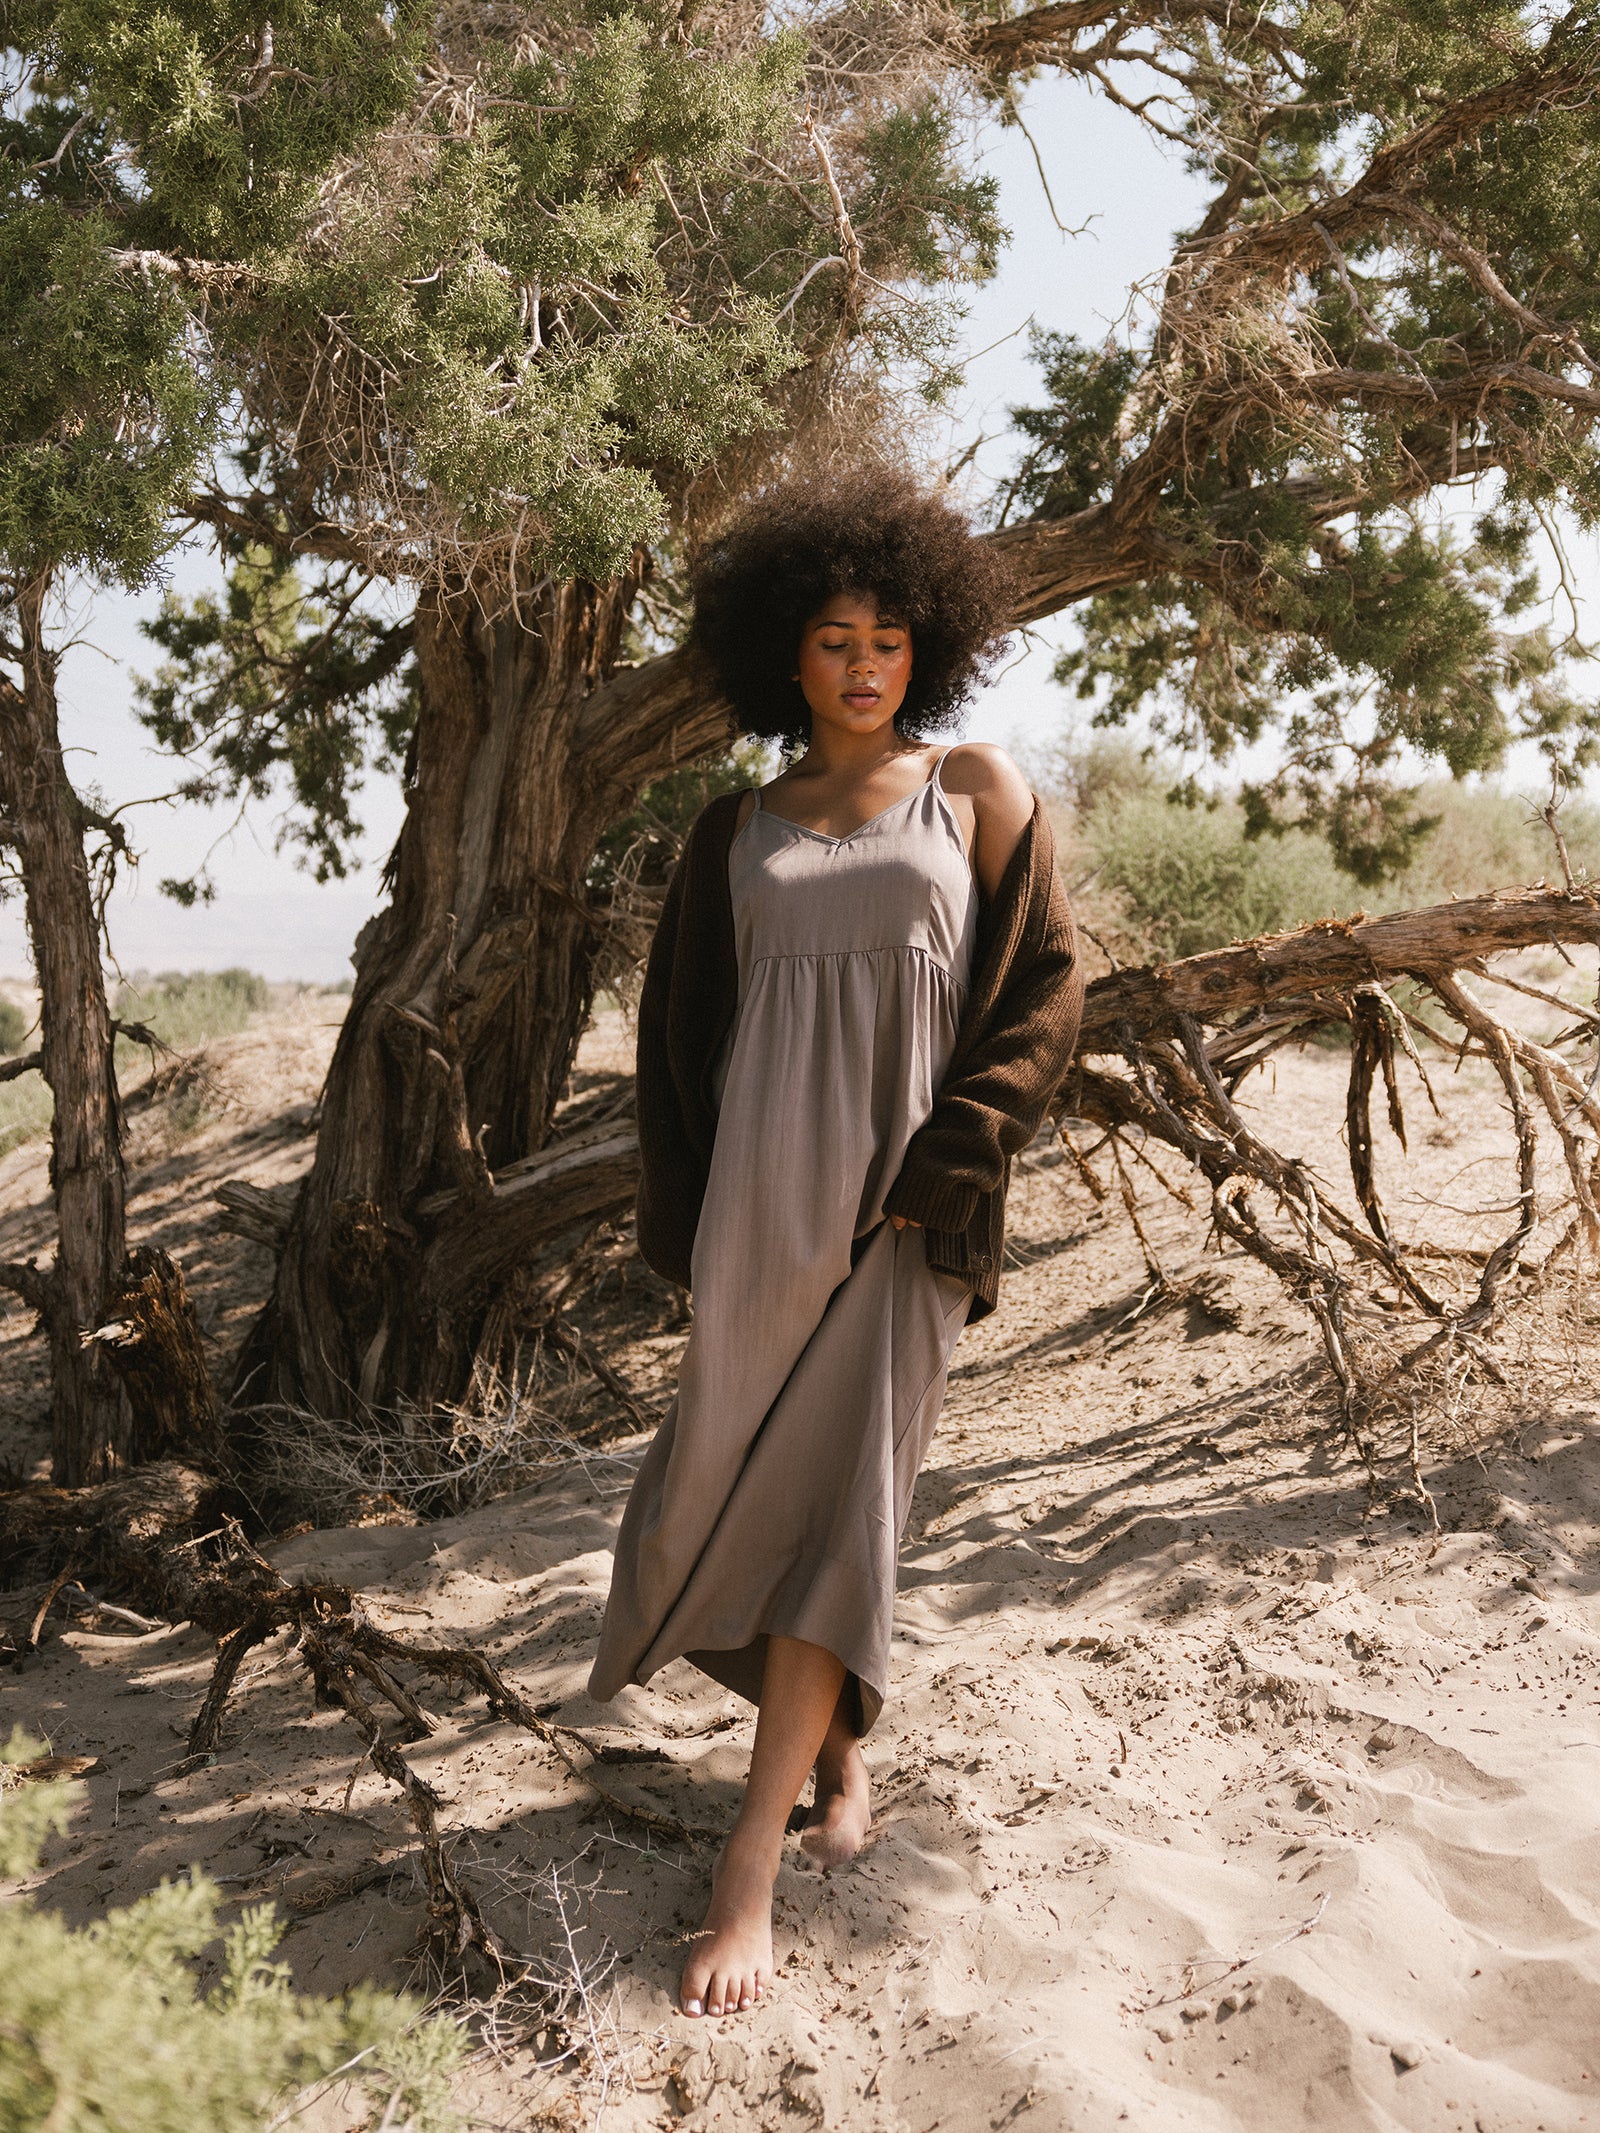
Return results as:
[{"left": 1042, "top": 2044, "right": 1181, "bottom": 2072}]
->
[{"left": 5, "top": 992, "right": 1600, "bottom": 2133}]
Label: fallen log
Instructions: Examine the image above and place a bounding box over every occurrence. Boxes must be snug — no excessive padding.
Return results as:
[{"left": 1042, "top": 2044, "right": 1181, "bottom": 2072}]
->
[{"left": 1076, "top": 881, "right": 1600, "bottom": 1050}]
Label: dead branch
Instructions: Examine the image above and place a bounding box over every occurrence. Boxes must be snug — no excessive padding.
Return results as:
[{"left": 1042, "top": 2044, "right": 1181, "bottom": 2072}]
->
[{"left": 215, "top": 1178, "right": 300, "bottom": 1250}]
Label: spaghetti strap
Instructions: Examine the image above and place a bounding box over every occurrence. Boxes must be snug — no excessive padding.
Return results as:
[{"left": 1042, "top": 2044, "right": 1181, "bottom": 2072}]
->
[{"left": 930, "top": 746, "right": 955, "bottom": 790}]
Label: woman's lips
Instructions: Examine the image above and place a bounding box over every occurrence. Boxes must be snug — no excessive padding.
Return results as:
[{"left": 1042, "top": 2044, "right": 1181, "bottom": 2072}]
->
[{"left": 842, "top": 689, "right": 880, "bottom": 705}]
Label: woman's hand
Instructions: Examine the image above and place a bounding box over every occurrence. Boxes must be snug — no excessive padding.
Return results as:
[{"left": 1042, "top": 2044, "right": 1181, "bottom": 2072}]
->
[{"left": 888, "top": 1214, "right": 921, "bottom": 1229}]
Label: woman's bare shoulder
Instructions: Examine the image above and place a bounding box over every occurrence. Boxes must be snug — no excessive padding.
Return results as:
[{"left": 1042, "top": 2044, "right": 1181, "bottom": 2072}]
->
[{"left": 937, "top": 741, "right": 1034, "bottom": 809}]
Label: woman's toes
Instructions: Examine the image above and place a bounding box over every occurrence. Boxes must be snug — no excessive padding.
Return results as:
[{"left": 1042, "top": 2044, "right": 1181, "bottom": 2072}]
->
[{"left": 680, "top": 1954, "right": 710, "bottom": 2015}]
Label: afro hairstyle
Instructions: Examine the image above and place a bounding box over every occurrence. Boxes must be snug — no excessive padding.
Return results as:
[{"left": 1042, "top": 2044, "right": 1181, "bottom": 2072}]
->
[{"left": 689, "top": 474, "right": 1015, "bottom": 748}]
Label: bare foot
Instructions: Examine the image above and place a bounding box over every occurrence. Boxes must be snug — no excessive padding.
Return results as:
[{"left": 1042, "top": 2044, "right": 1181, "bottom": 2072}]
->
[
  {"left": 680, "top": 1838, "right": 775, "bottom": 2017},
  {"left": 801, "top": 1734, "right": 871, "bottom": 1867}
]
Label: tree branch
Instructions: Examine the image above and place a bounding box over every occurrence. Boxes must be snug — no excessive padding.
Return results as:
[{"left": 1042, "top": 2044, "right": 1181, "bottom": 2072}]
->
[
  {"left": 0, "top": 1259, "right": 52, "bottom": 1313},
  {"left": 181, "top": 491, "right": 360, "bottom": 567}
]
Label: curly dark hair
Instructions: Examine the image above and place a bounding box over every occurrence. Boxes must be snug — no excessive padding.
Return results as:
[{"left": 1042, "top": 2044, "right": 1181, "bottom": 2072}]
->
[{"left": 689, "top": 474, "right": 1015, "bottom": 747}]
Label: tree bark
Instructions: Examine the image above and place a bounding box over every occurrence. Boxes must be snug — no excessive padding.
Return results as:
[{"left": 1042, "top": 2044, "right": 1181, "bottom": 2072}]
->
[
  {"left": 86, "top": 1245, "right": 222, "bottom": 1468},
  {"left": 241, "top": 569, "right": 727, "bottom": 1417},
  {"left": 0, "top": 575, "right": 127, "bottom": 1484}
]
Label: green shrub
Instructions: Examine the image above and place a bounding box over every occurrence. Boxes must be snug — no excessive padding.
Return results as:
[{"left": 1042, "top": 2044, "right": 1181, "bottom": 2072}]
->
[
  {"left": 0, "top": 1073, "right": 52, "bottom": 1159},
  {"left": 1040, "top": 734, "right": 1600, "bottom": 961},
  {"left": 1386, "top": 780, "right": 1600, "bottom": 906},
  {"left": 1081, "top": 789, "right": 1354, "bottom": 961},
  {"left": 0, "top": 1730, "right": 462, "bottom": 2133},
  {"left": 0, "top": 997, "right": 29, "bottom": 1055},
  {"left": 113, "top": 968, "right": 269, "bottom": 1053}
]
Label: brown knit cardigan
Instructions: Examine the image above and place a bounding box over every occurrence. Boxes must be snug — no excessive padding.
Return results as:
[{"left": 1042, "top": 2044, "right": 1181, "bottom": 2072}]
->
[{"left": 634, "top": 788, "right": 1085, "bottom": 1323}]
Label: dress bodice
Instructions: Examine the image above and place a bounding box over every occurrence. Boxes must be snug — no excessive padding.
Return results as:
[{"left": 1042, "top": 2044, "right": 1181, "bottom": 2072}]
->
[{"left": 726, "top": 763, "right": 979, "bottom": 991}]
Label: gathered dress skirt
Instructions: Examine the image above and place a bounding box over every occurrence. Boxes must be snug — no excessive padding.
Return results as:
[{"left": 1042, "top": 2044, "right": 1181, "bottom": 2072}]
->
[{"left": 589, "top": 758, "right": 979, "bottom": 1734}]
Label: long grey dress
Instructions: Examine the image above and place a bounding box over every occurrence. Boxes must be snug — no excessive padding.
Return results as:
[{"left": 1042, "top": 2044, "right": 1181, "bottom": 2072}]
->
[{"left": 589, "top": 752, "right": 978, "bottom": 1733}]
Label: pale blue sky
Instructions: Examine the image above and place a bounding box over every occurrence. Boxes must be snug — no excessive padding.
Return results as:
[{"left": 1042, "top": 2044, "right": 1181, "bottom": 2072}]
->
[{"left": 2, "top": 81, "right": 1590, "bottom": 982}]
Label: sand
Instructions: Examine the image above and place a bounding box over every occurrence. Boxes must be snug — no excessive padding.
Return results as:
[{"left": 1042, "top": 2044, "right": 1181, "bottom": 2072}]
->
[{"left": 5, "top": 996, "right": 1600, "bottom": 2132}]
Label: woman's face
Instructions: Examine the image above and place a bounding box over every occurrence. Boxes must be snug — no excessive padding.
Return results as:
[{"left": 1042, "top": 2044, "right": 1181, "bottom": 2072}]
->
[{"left": 796, "top": 592, "right": 913, "bottom": 739}]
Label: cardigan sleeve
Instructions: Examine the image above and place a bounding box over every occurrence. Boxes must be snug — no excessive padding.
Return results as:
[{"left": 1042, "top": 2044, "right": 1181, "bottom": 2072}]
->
[
  {"left": 633, "top": 834, "right": 699, "bottom": 1290},
  {"left": 881, "top": 822, "right": 1085, "bottom": 1235},
  {"left": 632, "top": 791, "right": 744, "bottom": 1290}
]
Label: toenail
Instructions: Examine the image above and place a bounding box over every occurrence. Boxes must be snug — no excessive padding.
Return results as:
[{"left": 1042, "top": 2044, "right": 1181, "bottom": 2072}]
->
[{"left": 684, "top": 2000, "right": 701, "bottom": 2016}]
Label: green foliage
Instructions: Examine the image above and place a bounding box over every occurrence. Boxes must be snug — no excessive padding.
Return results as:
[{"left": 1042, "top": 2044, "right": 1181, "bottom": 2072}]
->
[
  {"left": 0, "top": 1731, "right": 462, "bottom": 2133},
  {"left": 1051, "top": 510, "right": 1600, "bottom": 883},
  {"left": 0, "top": 996, "right": 28, "bottom": 1053},
  {"left": 1386, "top": 779, "right": 1600, "bottom": 906},
  {"left": 999, "top": 1, "right": 1600, "bottom": 873},
  {"left": 16, "top": 0, "right": 998, "bottom": 590},
  {"left": 1050, "top": 735, "right": 1600, "bottom": 961},
  {"left": 1060, "top": 741, "right": 1353, "bottom": 961},
  {"left": 137, "top": 548, "right": 414, "bottom": 886},
  {"left": 1003, "top": 331, "right": 1142, "bottom": 521},
  {"left": 42, "top": 0, "right": 1007, "bottom": 869},
  {"left": 113, "top": 966, "right": 269, "bottom": 1049},
  {"left": 12, "top": 0, "right": 431, "bottom": 255},
  {"left": 0, "top": 189, "right": 211, "bottom": 585},
  {"left": 0, "top": 1728, "right": 77, "bottom": 1875}
]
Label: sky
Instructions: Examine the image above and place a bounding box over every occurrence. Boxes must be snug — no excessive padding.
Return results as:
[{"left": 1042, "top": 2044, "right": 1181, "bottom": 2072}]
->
[{"left": 1, "top": 79, "right": 1592, "bottom": 984}]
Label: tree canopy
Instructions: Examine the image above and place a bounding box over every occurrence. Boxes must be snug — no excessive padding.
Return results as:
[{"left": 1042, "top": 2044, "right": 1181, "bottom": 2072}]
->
[
  {"left": 72, "top": 0, "right": 1600, "bottom": 885},
  {"left": 991, "top": 1, "right": 1600, "bottom": 873}
]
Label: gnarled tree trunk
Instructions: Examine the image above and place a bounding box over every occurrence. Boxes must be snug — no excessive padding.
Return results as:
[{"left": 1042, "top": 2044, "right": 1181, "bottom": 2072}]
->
[
  {"left": 239, "top": 571, "right": 731, "bottom": 1417},
  {"left": 230, "top": 508, "right": 1253, "bottom": 1421},
  {"left": 0, "top": 575, "right": 126, "bottom": 1484}
]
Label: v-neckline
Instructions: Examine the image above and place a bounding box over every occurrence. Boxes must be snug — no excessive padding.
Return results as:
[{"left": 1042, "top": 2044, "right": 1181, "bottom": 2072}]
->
[{"left": 758, "top": 783, "right": 926, "bottom": 846}]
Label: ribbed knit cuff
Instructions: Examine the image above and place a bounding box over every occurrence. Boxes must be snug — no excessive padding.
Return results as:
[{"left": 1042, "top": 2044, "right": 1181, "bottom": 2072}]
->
[{"left": 882, "top": 1163, "right": 980, "bottom": 1234}]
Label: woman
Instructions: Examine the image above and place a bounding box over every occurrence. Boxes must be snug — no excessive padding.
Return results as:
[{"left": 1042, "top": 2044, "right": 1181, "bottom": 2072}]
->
[{"left": 588, "top": 476, "right": 1085, "bottom": 2021}]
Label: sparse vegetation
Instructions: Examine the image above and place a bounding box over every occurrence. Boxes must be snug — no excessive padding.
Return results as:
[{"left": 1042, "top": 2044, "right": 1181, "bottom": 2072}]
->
[
  {"left": 0, "top": 1731, "right": 464, "bottom": 2133},
  {"left": 0, "top": 972, "right": 272, "bottom": 1160},
  {"left": 0, "top": 1076, "right": 51, "bottom": 1162},
  {"left": 113, "top": 969, "right": 270, "bottom": 1055},
  {"left": 0, "top": 997, "right": 28, "bottom": 1055},
  {"left": 1040, "top": 735, "right": 1600, "bottom": 963}
]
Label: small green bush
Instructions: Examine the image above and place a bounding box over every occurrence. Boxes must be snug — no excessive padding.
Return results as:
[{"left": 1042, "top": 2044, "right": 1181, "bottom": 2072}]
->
[
  {"left": 0, "top": 997, "right": 29, "bottom": 1055},
  {"left": 0, "top": 1730, "right": 462, "bottom": 2133},
  {"left": 113, "top": 968, "right": 269, "bottom": 1052}
]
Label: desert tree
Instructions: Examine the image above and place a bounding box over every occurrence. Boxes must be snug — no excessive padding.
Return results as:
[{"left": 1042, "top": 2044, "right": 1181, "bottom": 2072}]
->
[
  {"left": 0, "top": 70, "right": 215, "bottom": 1482},
  {"left": 64, "top": 0, "right": 1600, "bottom": 1421},
  {"left": 0, "top": 1, "right": 421, "bottom": 1479},
  {"left": 55, "top": 0, "right": 1003, "bottom": 1418}
]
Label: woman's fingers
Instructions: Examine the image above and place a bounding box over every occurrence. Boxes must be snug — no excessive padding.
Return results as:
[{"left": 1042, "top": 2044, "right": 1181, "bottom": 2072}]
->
[{"left": 888, "top": 1214, "right": 922, "bottom": 1230}]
